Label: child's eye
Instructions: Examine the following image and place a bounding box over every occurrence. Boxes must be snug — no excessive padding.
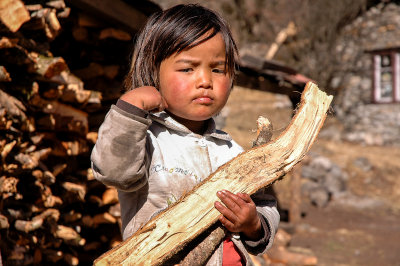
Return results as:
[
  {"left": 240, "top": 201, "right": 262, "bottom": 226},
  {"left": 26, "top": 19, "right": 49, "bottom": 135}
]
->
[
  {"left": 213, "top": 68, "right": 226, "bottom": 74},
  {"left": 179, "top": 68, "right": 193, "bottom": 73}
]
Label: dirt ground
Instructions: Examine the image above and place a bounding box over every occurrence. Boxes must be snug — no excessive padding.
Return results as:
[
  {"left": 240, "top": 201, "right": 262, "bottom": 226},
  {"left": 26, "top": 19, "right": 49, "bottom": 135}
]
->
[{"left": 223, "top": 86, "right": 400, "bottom": 266}]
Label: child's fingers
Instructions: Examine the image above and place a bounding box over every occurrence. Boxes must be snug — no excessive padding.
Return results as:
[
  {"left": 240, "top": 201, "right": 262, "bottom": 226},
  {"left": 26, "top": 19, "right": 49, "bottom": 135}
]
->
[
  {"left": 214, "top": 201, "right": 237, "bottom": 223},
  {"left": 216, "top": 190, "right": 243, "bottom": 212},
  {"left": 218, "top": 214, "right": 236, "bottom": 232},
  {"left": 237, "top": 192, "right": 253, "bottom": 203}
]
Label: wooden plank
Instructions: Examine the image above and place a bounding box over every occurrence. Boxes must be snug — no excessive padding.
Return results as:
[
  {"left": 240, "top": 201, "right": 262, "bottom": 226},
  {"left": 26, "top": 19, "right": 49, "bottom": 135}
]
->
[
  {"left": 94, "top": 82, "right": 333, "bottom": 265},
  {"left": 68, "top": 0, "right": 149, "bottom": 33}
]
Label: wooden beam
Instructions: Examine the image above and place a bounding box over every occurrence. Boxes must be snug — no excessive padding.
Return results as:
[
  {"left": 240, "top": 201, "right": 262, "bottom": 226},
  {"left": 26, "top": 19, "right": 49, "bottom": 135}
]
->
[
  {"left": 94, "top": 82, "right": 333, "bottom": 265},
  {"left": 68, "top": 0, "right": 149, "bottom": 33}
]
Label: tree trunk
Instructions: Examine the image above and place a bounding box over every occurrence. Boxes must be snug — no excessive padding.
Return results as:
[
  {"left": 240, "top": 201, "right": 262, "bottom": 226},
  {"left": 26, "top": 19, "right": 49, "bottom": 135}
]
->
[{"left": 94, "top": 82, "right": 333, "bottom": 266}]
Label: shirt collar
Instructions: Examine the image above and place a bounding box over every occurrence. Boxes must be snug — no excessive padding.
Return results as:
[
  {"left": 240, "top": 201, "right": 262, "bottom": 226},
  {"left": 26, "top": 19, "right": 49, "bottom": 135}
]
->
[{"left": 149, "top": 111, "right": 232, "bottom": 141}]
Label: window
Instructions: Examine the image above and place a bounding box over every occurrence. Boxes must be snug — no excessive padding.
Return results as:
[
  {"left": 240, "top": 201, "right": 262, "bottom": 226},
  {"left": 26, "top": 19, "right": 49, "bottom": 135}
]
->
[{"left": 373, "top": 51, "right": 400, "bottom": 103}]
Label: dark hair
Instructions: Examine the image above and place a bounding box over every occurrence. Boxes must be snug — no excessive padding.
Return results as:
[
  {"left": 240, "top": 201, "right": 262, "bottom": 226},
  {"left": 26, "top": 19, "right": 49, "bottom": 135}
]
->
[{"left": 124, "top": 4, "right": 238, "bottom": 90}]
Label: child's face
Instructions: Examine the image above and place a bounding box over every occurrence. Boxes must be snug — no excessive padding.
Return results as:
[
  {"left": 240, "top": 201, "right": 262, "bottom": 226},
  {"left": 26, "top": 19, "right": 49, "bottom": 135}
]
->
[{"left": 159, "top": 33, "right": 231, "bottom": 128}]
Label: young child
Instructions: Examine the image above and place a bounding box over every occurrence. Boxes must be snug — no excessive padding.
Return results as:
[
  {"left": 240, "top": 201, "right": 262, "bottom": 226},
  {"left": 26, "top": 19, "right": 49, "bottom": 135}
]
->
[{"left": 91, "top": 4, "right": 279, "bottom": 265}]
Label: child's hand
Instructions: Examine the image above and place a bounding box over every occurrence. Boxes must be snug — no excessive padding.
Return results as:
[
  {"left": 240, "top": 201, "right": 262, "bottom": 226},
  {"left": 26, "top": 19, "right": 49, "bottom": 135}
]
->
[
  {"left": 214, "top": 190, "right": 262, "bottom": 240},
  {"left": 120, "top": 86, "right": 168, "bottom": 112}
]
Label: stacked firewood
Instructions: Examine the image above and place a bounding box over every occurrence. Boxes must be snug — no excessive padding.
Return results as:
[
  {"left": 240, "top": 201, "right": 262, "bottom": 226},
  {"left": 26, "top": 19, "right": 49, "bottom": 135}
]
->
[{"left": 0, "top": 0, "right": 135, "bottom": 264}]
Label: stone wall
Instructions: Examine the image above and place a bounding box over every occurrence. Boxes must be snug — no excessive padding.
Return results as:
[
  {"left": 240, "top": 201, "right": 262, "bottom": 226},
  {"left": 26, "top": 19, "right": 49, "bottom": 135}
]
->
[{"left": 332, "top": 3, "right": 400, "bottom": 146}]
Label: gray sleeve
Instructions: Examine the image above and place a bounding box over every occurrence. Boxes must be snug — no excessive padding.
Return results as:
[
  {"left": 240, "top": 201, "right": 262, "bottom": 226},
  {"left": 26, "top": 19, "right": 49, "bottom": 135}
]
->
[
  {"left": 241, "top": 188, "right": 280, "bottom": 254},
  {"left": 90, "top": 104, "right": 152, "bottom": 192}
]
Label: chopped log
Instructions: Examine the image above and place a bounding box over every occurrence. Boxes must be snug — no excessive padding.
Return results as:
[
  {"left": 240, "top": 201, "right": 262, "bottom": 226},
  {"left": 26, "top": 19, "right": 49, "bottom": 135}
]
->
[
  {"left": 42, "top": 249, "right": 63, "bottom": 263},
  {"left": 69, "top": 0, "right": 148, "bottom": 33},
  {"left": 103, "top": 65, "right": 119, "bottom": 79},
  {"left": 178, "top": 224, "right": 226, "bottom": 266},
  {"left": 56, "top": 7, "right": 70, "bottom": 18},
  {"left": 1, "top": 140, "right": 17, "bottom": 163},
  {"left": 25, "top": 4, "right": 43, "bottom": 12},
  {"left": 54, "top": 225, "right": 86, "bottom": 246},
  {"left": 29, "top": 94, "right": 89, "bottom": 135},
  {"left": 14, "top": 208, "right": 60, "bottom": 233},
  {"left": 178, "top": 115, "right": 274, "bottom": 265},
  {"left": 53, "top": 163, "right": 67, "bottom": 177},
  {"left": 62, "top": 181, "right": 86, "bottom": 201},
  {"left": 92, "top": 212, "right": 117, "bottom": 225},
  {"left": 72, "top": 26, "right": 88, "bottom": 41},
  {"left": 23, "top": 8, "right": 48, "bottom": 31},
  {"left": 102, "top": 188, "right": 118, "bottom": 205},
  {"left": 36, "top": 56, "right": 68, "bottom": 79},
  {"left": 0, "top": 214, "right": 9, "bottom": 229},
  {"left": 64, "top": 253, "right": 79, "bottom": 266},
  {"left": 73, "top": 63, "right": 104, "bottom": 80},
  {"left": 63, "top": 210, "right": 82, "bottom": 223},
  {"left": 51, "top": 71, "right": 92, "bottom": 104},
  {"left": 40, "top": 82, "right": 64, "bottom": 100},
  {"left": 61, "top": 139, "right": 89, "bottom": 156},
  {"left": 0, "top": 66, "right": 11, "bottom": 82},
  {"left": 46, "top": 0, "right": 66, "bottom": 10},
  {"left": 84, "top": 242, "right": 102, "bottom": 251},
  {"left": 0, "top": 176, "right": 18, "bottom": 194},
  {"left": 0, "top": 110, "right": 12, "bottom": 130},
  {"left": 86, "top": 132, "right": 98, "bottom": 144},
  {"left": 83, "top": 91, "right": 103, "bottom": 112},
  {"left": 44, "top": 9, "right": 61, "bottom": 40},
  {"left": 77, "top": 12, "right": 105, "bottom": 28},
  {"left": 99, "top": 28, "right": 132, "bottom": 41},
  {"left": 0, "top": 89, "right": 27, "bottom": 123},
  {"left": 0, "top": 0, "right": 30, "bottom": 32},
  {"left": 14, "top": 148, "right": 51, "bottom": 169},
  {"left": 94, "top": 82, "right": 333, "bottom": 265}
]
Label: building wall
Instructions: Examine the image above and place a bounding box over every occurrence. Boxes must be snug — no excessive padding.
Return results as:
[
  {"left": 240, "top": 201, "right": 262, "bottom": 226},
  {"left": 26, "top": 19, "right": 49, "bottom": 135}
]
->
[{"left": 332, "top": 2, "right": 400, "bottom": 146}]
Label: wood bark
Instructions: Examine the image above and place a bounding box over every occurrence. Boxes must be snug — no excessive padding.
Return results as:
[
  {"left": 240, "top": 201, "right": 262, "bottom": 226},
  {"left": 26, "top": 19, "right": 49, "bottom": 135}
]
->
[{"left": 94, "top": 81, "right": 333, "bottom": 265}]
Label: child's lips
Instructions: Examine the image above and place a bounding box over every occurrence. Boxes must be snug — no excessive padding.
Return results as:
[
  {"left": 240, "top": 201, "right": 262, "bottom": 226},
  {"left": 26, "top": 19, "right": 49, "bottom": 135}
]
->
[{"left": 193, "top": 96, "right": 213, "bottom": 104}]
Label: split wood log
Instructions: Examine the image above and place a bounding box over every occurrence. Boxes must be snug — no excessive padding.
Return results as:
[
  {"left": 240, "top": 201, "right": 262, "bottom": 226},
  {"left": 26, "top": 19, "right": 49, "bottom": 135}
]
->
[
  {"left": 35, "top": 56, "right": 68, "bottom": 79},
  {"left": 45, "top": 0, "right": 66, "bottom": 11},
  {"left": 54, "top": 225, "right": 86, "bottom": 246},
  {"left": 29, "top": 94, "right": 89, "bottom": 135},
  {"left": 177, "top": 115, "right": 275, "bottom": 265},
  {"left": 94, "top": 82, "right": 333, "bottom": 265},
  {"left": 0, "top": 66, "right": 11, "bottom": 82},
  {"left": 0, "top": 0, "right": 30, "bottom": 32},
  {"left": 0, "top": 89, "right": 27, "bottom": 123},
  {"left": 14, "top": 208, "right": 60, "bottom": 232}
]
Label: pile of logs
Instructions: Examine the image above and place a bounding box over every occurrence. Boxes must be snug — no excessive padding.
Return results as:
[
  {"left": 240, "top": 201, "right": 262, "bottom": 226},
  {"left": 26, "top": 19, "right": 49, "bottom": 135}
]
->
[{"left": 0, "top": 0, "right": 135, "bottom": 264}]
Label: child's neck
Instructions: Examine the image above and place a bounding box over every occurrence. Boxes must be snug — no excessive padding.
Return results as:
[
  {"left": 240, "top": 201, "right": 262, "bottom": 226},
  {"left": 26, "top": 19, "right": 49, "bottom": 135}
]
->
[{"left": 167, "top": 111, "right": 207, "bottom": 135}]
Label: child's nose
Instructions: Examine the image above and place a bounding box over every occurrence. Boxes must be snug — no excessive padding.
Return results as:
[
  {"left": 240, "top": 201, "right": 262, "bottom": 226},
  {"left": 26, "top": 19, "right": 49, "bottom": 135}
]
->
[{"left": 196, "top": 70, "right": 212, "bottom": 89}]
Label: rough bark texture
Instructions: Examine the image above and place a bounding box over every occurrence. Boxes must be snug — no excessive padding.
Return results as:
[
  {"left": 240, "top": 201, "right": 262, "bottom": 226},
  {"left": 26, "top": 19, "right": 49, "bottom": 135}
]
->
[{"left": 94, "top": 82, "right": 333, "bottom": 266}]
